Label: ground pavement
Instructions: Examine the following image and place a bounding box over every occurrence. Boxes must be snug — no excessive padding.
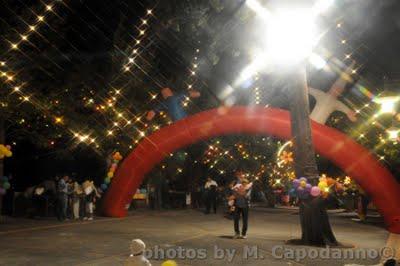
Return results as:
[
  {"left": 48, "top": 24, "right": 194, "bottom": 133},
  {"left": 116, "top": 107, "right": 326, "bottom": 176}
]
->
[{"left": 0, "top": 207, "right": 394, "bottom": 266}]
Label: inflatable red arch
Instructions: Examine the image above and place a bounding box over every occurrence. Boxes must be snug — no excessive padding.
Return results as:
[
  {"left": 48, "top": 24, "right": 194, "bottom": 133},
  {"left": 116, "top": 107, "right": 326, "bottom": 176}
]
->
[{"left": 102, "top": 106, "right": 400, "bottom": 233}]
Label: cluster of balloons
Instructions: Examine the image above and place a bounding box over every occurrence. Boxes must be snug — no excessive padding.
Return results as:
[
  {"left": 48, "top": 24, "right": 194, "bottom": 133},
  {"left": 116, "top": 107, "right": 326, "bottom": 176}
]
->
[
  {"left": 0, "top": 176, "right": 11, "bottom": 196},
  {"left": 0, "top": 144, "right": 12, "bottom": 159},
  {"left": 290, "top": 177, "right": 313, "bottom": 199},
  {"left": 318, "top": 176, "right": 344, "bottom": 196},
  {"left": 290, "top": 176, "right": 345, "bottom": 200},
  {"left": 101, "top": 152, "right": 123, "bottom": 191}
]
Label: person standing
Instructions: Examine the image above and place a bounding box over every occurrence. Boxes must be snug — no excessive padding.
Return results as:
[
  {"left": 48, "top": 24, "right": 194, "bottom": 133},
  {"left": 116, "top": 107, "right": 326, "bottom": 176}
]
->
[
  {"left": 232, "top": 179, "right": 252, "bottom": 239},
  {"left": 67, "top": 178, "right": 74, "bottom": 219},
  {"left": 57, "top": 175, "right": 69, "bottom": 221},
  {"left": 82, "top": 180, "right": 99, "bottom": 220},
  {"left": 72, "top": 181, "right": 83, "bottom": 220},
  {"left": 204, "top": 177, "right": 218, "bottom": 214}
]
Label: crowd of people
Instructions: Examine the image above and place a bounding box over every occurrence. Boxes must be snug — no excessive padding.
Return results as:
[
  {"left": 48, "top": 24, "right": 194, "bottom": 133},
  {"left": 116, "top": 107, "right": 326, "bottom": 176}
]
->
[
  {"left": 55, "top": 175, "right": 101, "bottom": 221},
  {"left": 23, "top": 175, "right": 102, "bottom": 221}
]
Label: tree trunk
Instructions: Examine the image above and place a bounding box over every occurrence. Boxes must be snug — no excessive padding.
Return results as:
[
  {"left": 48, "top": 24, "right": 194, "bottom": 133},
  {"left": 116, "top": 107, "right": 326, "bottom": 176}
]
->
[{"left": 287, "top": 67, "right": 337, "bottom": 246}]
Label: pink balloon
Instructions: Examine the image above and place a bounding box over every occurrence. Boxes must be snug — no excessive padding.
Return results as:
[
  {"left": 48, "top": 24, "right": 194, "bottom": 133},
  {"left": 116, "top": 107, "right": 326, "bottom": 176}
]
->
[
  {"left": 310, "top": 186, "right": 321, "bottom": 197},
  {"left": 0, "top": 187, "right": 6, "bottom": 195}
]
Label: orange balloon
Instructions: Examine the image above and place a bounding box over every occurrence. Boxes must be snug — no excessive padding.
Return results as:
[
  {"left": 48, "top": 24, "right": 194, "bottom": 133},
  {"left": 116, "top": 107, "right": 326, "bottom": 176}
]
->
[{"left": 327, "top": 178, "right": 336, "bottom": 186}]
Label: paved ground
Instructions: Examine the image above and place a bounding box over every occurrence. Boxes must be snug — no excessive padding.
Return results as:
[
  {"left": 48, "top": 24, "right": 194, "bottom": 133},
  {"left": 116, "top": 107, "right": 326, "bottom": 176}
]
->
[{"left": 0, "top": 208, "right": 395, "bottom": 266}]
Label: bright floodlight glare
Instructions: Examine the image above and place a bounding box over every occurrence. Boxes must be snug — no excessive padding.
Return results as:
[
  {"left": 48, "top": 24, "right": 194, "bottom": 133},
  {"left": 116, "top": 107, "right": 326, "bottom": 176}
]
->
[
  {"left": 309, "top": 53, "right": 327, "bottom": 69},
  {"left": 312, "top": 0, "right": 334, "bottom": 15},
  {"left": 266, "top": 9, "right": 316, "bottom": 65},
  {"left": 387, "top": 128, "right": 400, "bottom": 141},
  {"left": 246, "top": 0, "right": 271, "bottom": 20},
  {"left": 374, "top": 96, "right": 400, "bottom": 114}
]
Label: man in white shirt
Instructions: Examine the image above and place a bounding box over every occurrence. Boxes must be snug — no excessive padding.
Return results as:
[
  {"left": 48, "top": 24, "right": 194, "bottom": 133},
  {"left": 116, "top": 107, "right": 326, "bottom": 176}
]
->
[{"left": 309, "top": 62, "right": 357, "bottom": 125}]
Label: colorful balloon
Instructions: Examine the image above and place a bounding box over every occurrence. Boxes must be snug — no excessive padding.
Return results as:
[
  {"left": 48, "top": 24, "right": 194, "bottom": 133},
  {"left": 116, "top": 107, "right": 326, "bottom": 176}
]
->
[
  {"left": 305, "top": 183, "right": 312, "bottom": 192},
  {"left": 327, "top": 177, "right": 336, "bottom": 186},
  {"left": 292, "top": 179, "right": 300, "bottom": 188},
  {"left": 104, "top": 178, "right": 111, "bottom": 184},
  {"left": 162, "top": 260, "right": 177, "bottom": 266},
  {"left": 310, "top": 186, "right": 321, "bottom": 197},
  {"left": 300, "top": 180, "right": 307, "bottom": 188},
  {"left": 318, "top": 181, "right": 328, "bottom": 190},
  {"left": 335, "top": 183, "right": 344, "bottom": 192},
  {"left": 101, "top": 184, "right": 108, "bottom": 190},
  {"left": 0, "top": 187, "right": 5, "bottom": 195},
  {"left": 299, "top": 177, "right": 307, "bottom": 182}
]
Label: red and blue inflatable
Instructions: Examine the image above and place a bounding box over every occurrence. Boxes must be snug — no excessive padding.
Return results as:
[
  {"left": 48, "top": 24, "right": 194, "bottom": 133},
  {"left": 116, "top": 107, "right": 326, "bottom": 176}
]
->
[{"left": 102, "top": 106, "right": 400, "bottom": 233}]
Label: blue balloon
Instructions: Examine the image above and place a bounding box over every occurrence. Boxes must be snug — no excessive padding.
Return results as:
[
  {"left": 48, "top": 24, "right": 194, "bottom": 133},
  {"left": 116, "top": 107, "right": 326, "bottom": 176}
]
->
[{"left": 101, "top": 183, "right": 108, "bottom": 190}]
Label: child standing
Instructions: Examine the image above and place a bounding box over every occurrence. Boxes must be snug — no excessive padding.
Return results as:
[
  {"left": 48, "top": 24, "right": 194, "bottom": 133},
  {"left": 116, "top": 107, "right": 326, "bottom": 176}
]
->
[{"left": 124, "top": 239, "right": 151, "bottom": 266}]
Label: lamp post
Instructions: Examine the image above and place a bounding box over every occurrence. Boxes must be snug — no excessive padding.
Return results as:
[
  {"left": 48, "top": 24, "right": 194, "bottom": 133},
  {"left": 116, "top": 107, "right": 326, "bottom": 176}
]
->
[{"left": 245, "top": 0, "right": 338, "bottom": 245}]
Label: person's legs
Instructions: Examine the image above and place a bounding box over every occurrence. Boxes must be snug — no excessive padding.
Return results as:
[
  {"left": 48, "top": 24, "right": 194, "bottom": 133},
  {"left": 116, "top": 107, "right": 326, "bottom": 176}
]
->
[
  {"left": 79, "top": 197, "right": 85, "bottom": 219},
  {"left": 73, "top": 198, "right": 79, "bottom": 219},
  {"left": 87, "top": 202, "right": 94, "bottom": 220},
  {"left": 213, "top": 196, "right": 217, "bottom": 214},
  {"left": 205, "top": 195, "right": 211, "bottom": 214},
  {"left": 241, "top": 207, "right": 249, "bottom": 237},
  {"left": 57, "top": 194, "right": 67, "bottom": 221},
  {"left": 55, "top": 196, "right": 61, "bottom": 221},
  {"left": 61, "top": 194, "right": 68, "bottom": 220},
  {"left": 361, "top": 195, "right": 369, "bottom": 219},
  {"left": 233, "top": 207, "right": 241, "bottom": 237}
]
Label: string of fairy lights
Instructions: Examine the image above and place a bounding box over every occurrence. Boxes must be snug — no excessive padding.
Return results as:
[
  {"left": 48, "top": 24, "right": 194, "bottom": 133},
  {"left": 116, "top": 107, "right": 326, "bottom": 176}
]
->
[
  {"left": 0, "top": 1, "right": 112, "bottom": 150},
  {"left": 332, "top": 19, "right": 400, "bottom": 161},
  {"left": 4, "top": 2, "right": 61, "bottom": 54},
  {"left": 123, "top": 9, "right": 154, "bottom": 73}
]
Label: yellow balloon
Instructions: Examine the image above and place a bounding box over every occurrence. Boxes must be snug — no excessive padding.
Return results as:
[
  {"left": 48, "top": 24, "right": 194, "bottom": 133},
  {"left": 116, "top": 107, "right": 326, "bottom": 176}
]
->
[
  {"left": 162, "top": 260, "right": 177, "bottom": 266},
  {"left": 5, "top": 151, "right": 12, "bottom": 157},
  {"left": 300, "top": 180, "right": 307, "bottom": 188},
  {"left": 0, "top": 145, "right": 7, "bottom": 155},
  {"left": 107, "top": 172, "right": 114, "bottom": 178},
  {"left": 318, "top": 181, "right": 328, "bottom": 190}
]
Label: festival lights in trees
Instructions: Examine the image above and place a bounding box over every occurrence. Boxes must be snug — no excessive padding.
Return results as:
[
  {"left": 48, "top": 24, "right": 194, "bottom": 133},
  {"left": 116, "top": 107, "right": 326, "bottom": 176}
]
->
[{"left": 1, "top": 0, "right": 398, "bottom": 176}]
